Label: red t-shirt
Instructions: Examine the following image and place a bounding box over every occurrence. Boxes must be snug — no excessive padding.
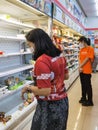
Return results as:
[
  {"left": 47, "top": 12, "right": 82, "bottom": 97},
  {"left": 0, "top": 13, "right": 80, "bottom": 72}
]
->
[{"left": 33, "top": 54, "right": 68, "bottom": 101}]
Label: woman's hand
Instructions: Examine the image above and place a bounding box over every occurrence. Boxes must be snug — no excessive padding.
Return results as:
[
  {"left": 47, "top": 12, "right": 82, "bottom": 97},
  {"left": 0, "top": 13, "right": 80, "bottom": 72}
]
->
[
  {"left": 79, "top": 67, "right": 83, "bottom": 73},
  {"left": 21, "top": 86, "right": 30, "bottom": 100}
]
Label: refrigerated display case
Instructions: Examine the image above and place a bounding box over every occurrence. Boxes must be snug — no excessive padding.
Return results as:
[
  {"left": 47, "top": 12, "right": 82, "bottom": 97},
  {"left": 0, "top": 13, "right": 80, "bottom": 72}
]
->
[{"left": 0, "top": 0, "right": 50, "bottom": 129}]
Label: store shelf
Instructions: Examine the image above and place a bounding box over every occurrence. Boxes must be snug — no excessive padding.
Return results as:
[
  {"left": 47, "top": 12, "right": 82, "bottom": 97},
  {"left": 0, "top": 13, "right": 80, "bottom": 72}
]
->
[
  {"left": 65, "top": 54, "right": 74, "bottom": 56},
  {"left": 0, "top": 17, "right": 35, "bottom": 29},
  {"left": 74, "top": 53, "right": 78, "bottom": 56},
  {"left": 0, "top": 80, "right": 34, "bottom": 100},
  {"left": 0, "top": 80, "right": 37, "bottom": 130},
  {"left": 0, "top": 95, "right": 37, "bottom": 130},
  {"left": 67, "top": 64, "right": 74, "bottom": 68},
  {"left": 0, "top": 52, "right": 32, "bottom": 57},
  {"left": 0, "top": 65, "right": 34, "bottom": 78},
  {"left": 67, "top": 58, "right": 75, "bottom": 62},
  {"left": 69, "top": 66, "right": 79, "bottom": 75},
  {"left": 63, "top": 47, "right": 79, "bottom": 50},
  {"left": 65, "top": 68, "right": 79, "bottom": 90},
  {"left": 0, "top": 35, "right": 25, "bottom": 41}
]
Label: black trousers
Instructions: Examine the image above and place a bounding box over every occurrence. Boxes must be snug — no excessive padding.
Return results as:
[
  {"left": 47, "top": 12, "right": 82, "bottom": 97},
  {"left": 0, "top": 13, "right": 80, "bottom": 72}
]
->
[{"left": 79, "top": 73, "right": 93, "bottom": 102}]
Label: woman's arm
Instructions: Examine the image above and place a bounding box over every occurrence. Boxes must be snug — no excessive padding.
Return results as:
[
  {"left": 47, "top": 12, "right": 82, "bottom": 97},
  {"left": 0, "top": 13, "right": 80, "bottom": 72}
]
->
[
  {"left": 79, "top": 57, "right": 89, "bottom": 68},
  {"left": 21, "top": 86, "right": 51, "bottom": 100},
  {"left": 79, "top": 57, "right": 89, "bottom": 72},
  {"left": 80, "top": 47, "right": 94, "bottom": 68},
  {"left": 30, "top": 86, "right": 51, "bottom": 96},
  {"left": 65, "top": 72, "right": 69, "bottom": 80}
]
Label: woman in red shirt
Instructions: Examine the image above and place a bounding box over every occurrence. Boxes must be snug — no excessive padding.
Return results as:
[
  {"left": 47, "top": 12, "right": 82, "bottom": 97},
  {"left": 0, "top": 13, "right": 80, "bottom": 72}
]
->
[{"left": 21, "top": 28, "right": 69, "bottom": 130}]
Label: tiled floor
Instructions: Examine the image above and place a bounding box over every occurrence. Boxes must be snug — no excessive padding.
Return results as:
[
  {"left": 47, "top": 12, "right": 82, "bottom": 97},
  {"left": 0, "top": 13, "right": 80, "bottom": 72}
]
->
[
  {"left": 67, "top": 72, "right": 98, "bottom": 130},
  {"left": 23, "top": 73, "right": 98, "bottom": 130}
]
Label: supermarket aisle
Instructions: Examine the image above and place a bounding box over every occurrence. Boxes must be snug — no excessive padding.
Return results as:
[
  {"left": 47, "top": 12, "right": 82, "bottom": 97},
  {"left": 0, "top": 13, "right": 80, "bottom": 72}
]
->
[
  {"left": 23, "top": 73, "right": 98, "bottom": 130},
  {"left": 67, "top": 73, "right": 98, "bottom": 130}
]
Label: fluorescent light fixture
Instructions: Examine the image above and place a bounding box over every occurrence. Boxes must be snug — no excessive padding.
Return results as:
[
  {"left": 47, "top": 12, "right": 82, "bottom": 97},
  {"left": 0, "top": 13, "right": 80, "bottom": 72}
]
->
[
  {"left": 95, "top": 0, "right": 98, "bottom": 3},
  {"left": 94, "top": 0, "right": 98, "bottom": 16},
  {"left": 96, "top": 10, "right": 98, "bottom": 16}
]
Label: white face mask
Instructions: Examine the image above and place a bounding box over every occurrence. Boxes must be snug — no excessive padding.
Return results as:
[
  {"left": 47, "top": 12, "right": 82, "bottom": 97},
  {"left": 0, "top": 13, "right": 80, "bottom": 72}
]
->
[
  {"left": 30, "top": 47, "right": 34, "bottom": 53},
  {"left": 79, "top": 43, "right": 84, "bottom": 49}
]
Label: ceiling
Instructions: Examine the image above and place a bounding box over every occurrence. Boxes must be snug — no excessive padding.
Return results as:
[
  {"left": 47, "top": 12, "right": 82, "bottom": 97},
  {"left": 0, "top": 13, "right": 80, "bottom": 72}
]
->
[{"left": 77, "top": 0, "right": 98, "bottom": 17}]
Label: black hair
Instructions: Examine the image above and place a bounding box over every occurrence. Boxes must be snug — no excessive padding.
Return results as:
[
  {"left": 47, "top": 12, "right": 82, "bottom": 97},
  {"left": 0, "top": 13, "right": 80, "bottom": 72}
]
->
[
  {"left": 26, "top": 28, "right": 61, "bottom": 60},
  {"left": 78, "top": 36, "right": 91, "bottom": 46},
  {"left": 87, "top": 38, "right": 91, "bottom": 46}
]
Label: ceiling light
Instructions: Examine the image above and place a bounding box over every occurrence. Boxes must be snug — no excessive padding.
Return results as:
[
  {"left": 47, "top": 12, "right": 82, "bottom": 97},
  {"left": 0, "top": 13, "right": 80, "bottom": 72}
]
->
[
  {"left": 95, "top": 0, "right": 98, "bottom": 2},
  {"left": 96, "top": 11, "right": 98, "bottom": 16}
]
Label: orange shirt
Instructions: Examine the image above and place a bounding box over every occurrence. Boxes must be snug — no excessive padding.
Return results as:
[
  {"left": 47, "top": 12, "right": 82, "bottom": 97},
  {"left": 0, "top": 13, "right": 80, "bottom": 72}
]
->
[{"left": 79, "top": 46, "right": 94, "bottom": 74}]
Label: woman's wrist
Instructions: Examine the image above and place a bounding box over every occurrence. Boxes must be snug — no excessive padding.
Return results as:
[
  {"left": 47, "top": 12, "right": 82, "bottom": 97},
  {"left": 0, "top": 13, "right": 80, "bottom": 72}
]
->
[{"left": 27, "top": 85, "right": 32, "bottom": 92}]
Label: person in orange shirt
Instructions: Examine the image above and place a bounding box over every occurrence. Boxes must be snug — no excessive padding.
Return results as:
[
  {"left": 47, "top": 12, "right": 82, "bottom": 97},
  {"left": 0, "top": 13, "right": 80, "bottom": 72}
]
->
[{"left": 78, "top": 36, "right": 94, "bottom": 106}]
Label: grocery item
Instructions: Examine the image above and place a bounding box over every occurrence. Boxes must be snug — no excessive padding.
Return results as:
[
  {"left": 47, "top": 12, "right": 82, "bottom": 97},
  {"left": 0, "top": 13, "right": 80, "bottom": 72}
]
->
[
  {"left": 0, "top": 112, "right": 11, "bottom": 124},
  {"left": 0, "top": 51, "right": 3, "bottom": 55}
]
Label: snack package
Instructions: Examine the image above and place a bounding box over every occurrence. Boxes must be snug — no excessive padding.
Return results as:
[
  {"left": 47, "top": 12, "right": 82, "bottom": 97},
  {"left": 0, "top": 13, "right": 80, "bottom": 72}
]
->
[
  {"left": 27, "top": 92, "right": 34, "bottom": 103},
  {"left": 23, "top": 92, "right": 34, "bottom": 107},
  {"left": 0, "top": 112, "right": 11, "bottom": 124}
]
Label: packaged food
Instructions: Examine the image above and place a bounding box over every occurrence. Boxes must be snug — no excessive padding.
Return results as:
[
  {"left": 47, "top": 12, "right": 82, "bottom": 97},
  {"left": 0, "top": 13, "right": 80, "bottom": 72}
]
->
[
  {"left": 0, "top": 112, "right": 11, "bottom": 124},
  {"left": 0, "top": 51, "right": 3, "bottom": 55}
]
